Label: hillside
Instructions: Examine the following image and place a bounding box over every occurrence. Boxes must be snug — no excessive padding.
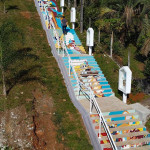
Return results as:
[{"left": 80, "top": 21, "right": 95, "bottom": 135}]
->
[{"left": 0, "top": 0, "right": 92, "bottom": 149}]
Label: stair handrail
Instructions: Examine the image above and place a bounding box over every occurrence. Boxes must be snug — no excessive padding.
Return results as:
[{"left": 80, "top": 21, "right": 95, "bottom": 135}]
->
[
  {"left": 49, "top": 10, "right": 117, "bottom": 150},
  {"left": 70, "top": 65, "right": 117, "bottom": 150},
  {"left": 41, "top": 5, "right": 116, "bottom": 150}
]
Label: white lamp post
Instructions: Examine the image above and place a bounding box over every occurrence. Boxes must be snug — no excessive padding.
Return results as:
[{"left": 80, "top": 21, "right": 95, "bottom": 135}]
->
[
  {"left": 118, "top": 66, "right": 132, "bottom": 103},
  {"left": 86, "top": 28, "right": 94, "bottom": 55},
  {"left": 70, "top": 7, "right": 76, "bottom": 29},
  {"left": 60, "top": 0, "right": 64, "bottom": 13}
]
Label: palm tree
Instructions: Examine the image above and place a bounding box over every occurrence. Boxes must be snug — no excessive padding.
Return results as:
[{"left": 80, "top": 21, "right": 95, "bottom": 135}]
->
[
  {"left": 95, "top": 19, "right": 106, "bottom": 43},
  {"left": 106, "top": 0, "right": 150, "bottom": 66}
]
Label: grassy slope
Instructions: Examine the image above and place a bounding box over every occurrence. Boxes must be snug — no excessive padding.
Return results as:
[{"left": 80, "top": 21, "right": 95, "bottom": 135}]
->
[{"left": 0, "top": 1, "right": 92, "bottom": 149}]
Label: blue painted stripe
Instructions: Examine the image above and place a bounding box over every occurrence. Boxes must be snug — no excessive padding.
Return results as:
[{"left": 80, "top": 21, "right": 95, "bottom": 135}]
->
[
  {"left": 103, "top": 89, "right": 112, "bottom": 93},
  {"left": 111, "top": 116, "right": 126, "bottom": 121},
  {"left": 109, "top": 111, "right": 124, "bottom": 115},
  {"left": 103, "top": 93, "right": 112, "bottom": 97},
  {"left": 102, "top": 85, "right": 110, "bottom": 89}
]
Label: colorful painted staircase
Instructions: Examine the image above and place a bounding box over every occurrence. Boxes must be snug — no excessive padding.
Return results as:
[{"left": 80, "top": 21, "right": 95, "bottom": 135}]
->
[
  {"left": 36, "top": 0, "right": 150, "bottom": 149},
  {"left": 62, "top": 55, "right": 114, "bottom": 98},
  {"left": 89, "top": 97, "right": 150, "bottom": 149}
]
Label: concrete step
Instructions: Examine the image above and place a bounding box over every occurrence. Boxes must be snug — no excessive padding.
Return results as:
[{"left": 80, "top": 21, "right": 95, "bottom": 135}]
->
[
  {"left": 127, "top": 145, "right": 150, "bottom": 150},
  {"left": 79, "top": 79, "right": 108, "bottom": 85},
  {"left": 99, "top": 125, "right": 147, "bottom": 137},
  {"left": 72, "top": 81, "right": 111, "bottom": 90},
  {"left": 74, "top": 88, "right": 113, "bottom": 95},
  {"left": 76, "top": 73, "right": 105, "bottom": 77},
  {"left": 103, "top": 137, "right": 150, "bottom": 149},
  {"left": 107, "top": 119, "right": 143, "bottom": 129},
  {"left": 92, "top": 113, "right": 139, "bottom": 123},
  {"left": 74, "top": 88, "right": 113, "bottom": 96},
  {"left": 102, "top": 109, "right": 135, "bottom": 117},
  {"left": 94, "top": 119, "right": 143, "bottom": 129},
  {"left": 104, "top": 113, "right": 139, "bottom": 122},
  {"left": 74, "top": 70, "right": 103, "bottom": 75},
  {"left": 95, "top": 97, "right": 133, "bottom": 112},
  {"left": 101, "top": 131, "right": 150, "bottom": 144},
  {"left": 79, "top": 76, "right": 107, "bottom": 82}
]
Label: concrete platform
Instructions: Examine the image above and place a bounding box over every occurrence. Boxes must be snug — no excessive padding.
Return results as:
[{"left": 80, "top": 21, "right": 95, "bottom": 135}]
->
[{"left": 130, "top": 103, "right": 150, "bottom": 124}]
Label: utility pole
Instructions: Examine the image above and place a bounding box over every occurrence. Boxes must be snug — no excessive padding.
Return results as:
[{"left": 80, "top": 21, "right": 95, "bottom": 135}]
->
[
  {"left": 74, "top": 0, "right": 77, "bottom": 7},
  {"left": 110, "top": 31, "right": 113, "bottom": 58},
  {"left": 80, "top": 0, "right": 84, "bottom": 33},
  {"left": 128, "top": 48, "right": 131, "bottom": 68},
  {"left": 89, "top": 18, "right": 91, "bottom": 27}
]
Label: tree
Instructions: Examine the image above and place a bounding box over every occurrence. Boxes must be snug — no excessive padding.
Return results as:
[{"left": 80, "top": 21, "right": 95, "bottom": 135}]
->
[
  {"left": 95, "top": 20, "right": 106, "bottom": 43},
  {"left": 0, "top": 21, "right": 40, "bottom": 96},
  {"left": 144, "top": 55, "right": 150, "bottom": 79},
  {"left": 80, "top": 0, "right": 84, "bottom": 33},
  {"left": 0, "top": 0, "right": 7, "bottom": 13},
  {"left": 0, "top": 21, "right": 23, "bottom": 96}
]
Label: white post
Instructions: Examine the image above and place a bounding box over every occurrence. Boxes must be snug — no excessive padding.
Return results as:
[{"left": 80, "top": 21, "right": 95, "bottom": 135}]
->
[
  {"left": 58, "top": 38, "right": 60, "bottom": 55},
  {"left": 77, "top": 83, "right": 79, "bottom": 99},
  {"left": 90, "top": 90, "right": 92, "bottom": 114},
  {"left": 99, "top": 114, "right": 101, "bottom": 139},
  {"left": 62, "top": 7, "right": 64, "bottom": 13},
  {"left": 123, "top": 93, "right": 127, "bottom": 103},
  {"left": 69, "top": 59, "right": 71, "bottom": 76},
  {"left": 110, "top": 31, "right": 113, "bottom": 58},
  {"left": 89, "top": 46, "right": 92, "bottom": 55},
  {"left": 63, "top": 41, "right": 64, "bottom": 57},
  {"left": 71, "top": 8, "right": 76, "bottom": 29},
  {"left": 72, "top": 22, "right": 75, "bottom": 29}
]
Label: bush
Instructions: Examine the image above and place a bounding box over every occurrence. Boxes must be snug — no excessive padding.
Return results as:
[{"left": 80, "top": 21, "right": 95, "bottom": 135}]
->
[{"left": 144, "top": 57, "right": 150, "bottom": 80}]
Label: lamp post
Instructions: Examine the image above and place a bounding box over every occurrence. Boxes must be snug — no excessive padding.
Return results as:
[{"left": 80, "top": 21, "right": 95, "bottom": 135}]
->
[
  {"left": 70, "top": 7, "right": 76, "bottom": 29},
  {"left": 60, "top": 0, "right": 64, "bottom": 13},
  {"left": 118, "top": 66, "right": 132, "bottom": 103},
  {"left": 86, "top": 28, "right": 94, "bottom": 55}
]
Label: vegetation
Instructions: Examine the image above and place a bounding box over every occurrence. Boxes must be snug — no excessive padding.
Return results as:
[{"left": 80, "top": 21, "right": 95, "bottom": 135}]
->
[
  {"left": 146, "top": 118, "right": 150, "bottom": 132},
  {"left": 64, "top": 0, "right": 150, "bottom": 102},
  {"left": 0, "top": 0, "right": 92, "bottom": 149}
]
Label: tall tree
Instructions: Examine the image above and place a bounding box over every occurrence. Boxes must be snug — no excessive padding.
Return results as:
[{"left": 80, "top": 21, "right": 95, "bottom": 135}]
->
[
  {"left": 80, "top": 0, "right": 84, "bottom": 33},
  {"left": 0, "top": 21, "right": 23, "bottom": 96}
]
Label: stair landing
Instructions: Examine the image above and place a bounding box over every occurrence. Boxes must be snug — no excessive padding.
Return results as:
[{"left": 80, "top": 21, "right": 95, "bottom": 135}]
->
[{"left": 78, "top": 96, "right": 132, "bottom": 113}]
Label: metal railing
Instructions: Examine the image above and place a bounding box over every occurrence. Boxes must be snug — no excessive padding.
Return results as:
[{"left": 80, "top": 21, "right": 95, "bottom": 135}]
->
[
  {"left": 47, "top": 9, "right": 117, "bottom": 150},
  {"left": 70, "top": 62, "right": 117, "bottom": 150}
]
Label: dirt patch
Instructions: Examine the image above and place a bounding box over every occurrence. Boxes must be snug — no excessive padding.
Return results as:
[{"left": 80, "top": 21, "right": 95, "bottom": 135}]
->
[
  {"left": 0, "top": 105, "right": 33, "bottom": 149},
  {"left": 32, "top": 89, "right": 64, "bottom": 150},
  {"left": 138, "top": 63, "right": 145, "bottom": 71},
  {"left": 20, "top": 11, "right": 31, "bottom": 19},
  {"left": 128, "top": 92, "right": 145, "bottom": 103},
  {"left": 113, "top": 54, "right": 123, "bottom": 66},
  {"left": 0, "top": 89, "right": 65, "bottom": 150}
]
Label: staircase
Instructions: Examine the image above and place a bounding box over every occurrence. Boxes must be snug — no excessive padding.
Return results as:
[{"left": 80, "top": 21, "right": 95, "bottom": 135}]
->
[
  {"left": 36, "top": 0, "right": 150, "bottom": 149},
  {"left": 90, "top": 97, "right": 150, "bottom": 150},
  {"left": 62, "top": 55, "right": 114, "bottom": 98}
]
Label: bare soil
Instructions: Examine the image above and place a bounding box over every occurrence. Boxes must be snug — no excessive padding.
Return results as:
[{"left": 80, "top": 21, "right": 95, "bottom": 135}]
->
[
  {"left": 0, "top": 105, "right": 33, "bottom": 149},
  {"left": 128, "top": 92, "right": 145, "bottom": 103},
  {"left": 0, "top": 89, "right": 64, "bottom": 150},
  {"left": 20, "top": 11, "right": 31, "bottom": 19},
  {"left": 32, "top": 89, "right": 64, "bottom": 150}
]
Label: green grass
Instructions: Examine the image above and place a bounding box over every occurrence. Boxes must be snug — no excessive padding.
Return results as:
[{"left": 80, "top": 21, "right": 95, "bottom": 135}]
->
[
  {"left": 145, "top": 118, "right": 150, "bottom": 132},
  {"left": 94, "top": 54, "right": 122, "bottom": 99},
  {"left": 122, "top": 44, "right": 145, "bottom": 79},
  {"left": 0, "top": 0, "right": 92, "bottom": 149}
]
